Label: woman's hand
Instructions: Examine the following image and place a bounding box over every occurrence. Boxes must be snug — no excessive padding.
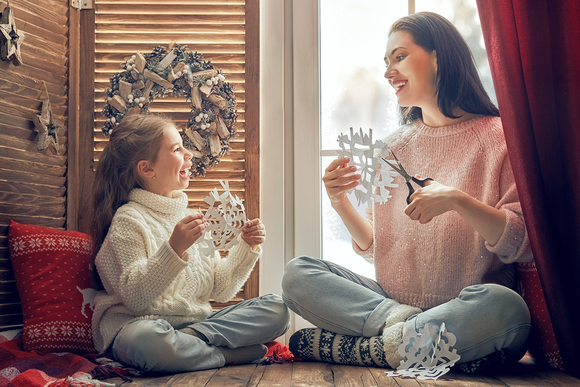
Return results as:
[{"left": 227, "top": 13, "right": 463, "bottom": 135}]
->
[
  {"left": 322, "top": 156, "right": 360, "bottom": 208},
  {"left": 405, "top": 178, "right": 459, "bottom": 224},
  {"left": 322, "top": 156, "right": 374, "bottom": 250},
  {"left": 169, "top": 213, "right": 208, "bottom": 258},
  {"left": 405, "top": 176, "right": 506, "bottom": 245},
  {"left": 241, "top": 218, "right": 266, "bottom": 248}
]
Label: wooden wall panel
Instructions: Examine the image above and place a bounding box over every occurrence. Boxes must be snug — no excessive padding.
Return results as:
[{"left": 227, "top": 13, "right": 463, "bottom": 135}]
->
[
  {"left": 0, "top": 0, "right": 70, "bottom": 330},
  {"left": 91, "top": 0, "right": 248, "bottom": 198}
]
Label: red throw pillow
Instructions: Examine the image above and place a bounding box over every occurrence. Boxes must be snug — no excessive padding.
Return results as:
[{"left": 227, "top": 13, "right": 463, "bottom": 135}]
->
[
  {"left": 517, "top": 261, "right": 563, "bottom": 370},
  {"left": 8, "top": 220, "right": 97, "bottom": 354}
]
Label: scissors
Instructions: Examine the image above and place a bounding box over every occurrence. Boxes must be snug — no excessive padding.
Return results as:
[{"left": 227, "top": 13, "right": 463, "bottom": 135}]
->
[{"left": 382, "top": 149, "right": 433, "bottom": 204}]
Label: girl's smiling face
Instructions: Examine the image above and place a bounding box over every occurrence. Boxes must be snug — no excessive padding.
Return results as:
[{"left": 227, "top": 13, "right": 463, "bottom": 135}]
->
[
  {"left": 384, "top": 30, "right": 438, "bottom": 112},
  {"left": 144, "top": 124, "right": 193, "bottom": 197}
]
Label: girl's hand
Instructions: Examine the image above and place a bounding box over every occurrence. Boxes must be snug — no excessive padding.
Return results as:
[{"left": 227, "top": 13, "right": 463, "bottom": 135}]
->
[
  {"left": 322, "top": 156, "right": 360, "bottom": 208},
  {"left": 241, "top": 218, "right": 266, "bottom": 248},
  {"left": 169, "top": 213, "right": 208, "bottom": 257},
  {"left": 404, "top": 177, "right": 460, "bottom": 224}
]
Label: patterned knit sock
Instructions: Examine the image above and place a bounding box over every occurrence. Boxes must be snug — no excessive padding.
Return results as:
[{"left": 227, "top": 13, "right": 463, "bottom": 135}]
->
[
  {"left": 288, "top": 328, "right": 390, "bottom": 367},
  {"left": 381, "top": 322, "right": 404, "bottom": 368},
  {"left": 382, "top": 304, "right": 422, "bottom": 332},
  {"left": 219, "top": 344, "right": 268, "bottom": 366},
  {"left": 452, "top": 349, "right": 508, "bottom": 375}
]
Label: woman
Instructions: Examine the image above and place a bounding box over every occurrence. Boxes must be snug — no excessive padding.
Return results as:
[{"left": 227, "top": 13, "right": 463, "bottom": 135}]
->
[{"left": 282, "top": 12, "right": 532, "bottom": 372}]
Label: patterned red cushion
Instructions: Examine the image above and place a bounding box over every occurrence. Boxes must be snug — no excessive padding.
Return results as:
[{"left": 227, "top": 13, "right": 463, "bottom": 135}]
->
[
  {"left": 8, "top": 220, "right": 96, "bottom": 354},
  {"left": 517, "top": 261, "right": 563, "bottom": 370}
]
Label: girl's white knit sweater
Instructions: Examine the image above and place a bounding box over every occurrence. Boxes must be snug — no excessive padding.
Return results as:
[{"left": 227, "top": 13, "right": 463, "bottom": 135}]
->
[
  {"left": 354, "top": 116, "right": 533, "bottom": 309},
  {"left": 91, "top": 188, "right": 261, "bottom": 353}
]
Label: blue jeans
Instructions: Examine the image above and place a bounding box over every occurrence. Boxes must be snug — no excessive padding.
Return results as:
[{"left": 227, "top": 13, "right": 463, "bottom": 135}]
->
[
  {"left": 281, "top": 256, "right": 531, "bottom": 364},
  {"left": 110, "top": 294, "right": 290, "bottom": 372}
]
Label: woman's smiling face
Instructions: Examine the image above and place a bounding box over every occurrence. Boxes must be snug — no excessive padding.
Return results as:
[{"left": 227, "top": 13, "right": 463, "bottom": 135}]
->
[
  {"left": 384, "top": 30, "right": 438, "bottom": 111},
  {"left": 147, "top": 124, "right": 193, "bottom": 197}
]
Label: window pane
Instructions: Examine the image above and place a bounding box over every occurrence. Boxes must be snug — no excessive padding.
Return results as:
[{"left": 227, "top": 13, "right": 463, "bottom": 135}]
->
[
  {"left": 320, "top": 0, "right": 407, "bottom": 150},
  {"left": 320, "top": 0, "right": 407, "bottom": 277}
]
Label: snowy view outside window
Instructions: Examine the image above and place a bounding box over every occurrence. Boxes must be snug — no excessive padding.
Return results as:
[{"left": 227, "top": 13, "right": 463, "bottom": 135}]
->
[{"left": 320, "top": 0, "right": 496, "bottom": 278}]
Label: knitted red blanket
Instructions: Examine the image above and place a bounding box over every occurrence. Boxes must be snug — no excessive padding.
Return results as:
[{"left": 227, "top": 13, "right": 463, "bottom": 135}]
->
[{"left": 0, "top": 330, "right": 131, "bottom": 387}]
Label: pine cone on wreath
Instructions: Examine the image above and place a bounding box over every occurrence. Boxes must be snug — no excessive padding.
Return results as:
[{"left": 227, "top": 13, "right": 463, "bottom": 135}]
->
[
  {"left": 149, "top": 45, "right": 168, "bottom": 61},
  {"left": 109, "top": 73, "right": 123, "bottom": 90}
]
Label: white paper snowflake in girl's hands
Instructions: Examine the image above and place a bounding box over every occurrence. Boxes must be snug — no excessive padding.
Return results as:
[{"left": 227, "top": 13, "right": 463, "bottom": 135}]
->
[
  {"left": 337, "top": 127, "right": 398, "bottom": 206},
  {"left": 198, "top": 181, "right": 247, "bottom": 256},
  {"left": 385, "top": 323, "right": 461, "bottom": 380}
]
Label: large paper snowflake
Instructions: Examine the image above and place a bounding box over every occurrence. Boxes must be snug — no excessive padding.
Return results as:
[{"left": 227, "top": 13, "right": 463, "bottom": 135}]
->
[
  {"left": 198, "top": 181, "right": 246, "bottom": 256},
  {"left": 337, "top": 127, "right": 398, "bottom": 206},
  {"left": 385, "top": 323, "right": 461, "bottom": 380}
]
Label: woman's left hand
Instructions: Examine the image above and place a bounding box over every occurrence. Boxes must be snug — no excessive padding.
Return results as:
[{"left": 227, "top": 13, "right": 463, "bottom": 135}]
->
[
  {"left": 404, "top": 178, "right": 460, "bottom": 224},
  {"left": 241, "top": 218, "right": 266, "bottom": 248}
]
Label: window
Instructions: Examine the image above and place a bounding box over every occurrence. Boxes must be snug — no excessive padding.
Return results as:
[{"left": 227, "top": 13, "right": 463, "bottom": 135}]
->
[{"left": 319, "top": 0, "right": 407, "bottom": 278}]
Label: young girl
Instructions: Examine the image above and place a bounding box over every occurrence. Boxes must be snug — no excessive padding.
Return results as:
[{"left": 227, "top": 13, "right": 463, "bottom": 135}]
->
[
  {"left": 91, "top": 114, "right": 289, "bottom": 373},
  {"left": 282, "top": 12, "right": 532, "bottom": 371}
]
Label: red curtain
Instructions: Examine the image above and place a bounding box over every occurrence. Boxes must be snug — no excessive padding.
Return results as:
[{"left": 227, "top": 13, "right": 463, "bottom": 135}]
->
[{"left": 476, "top": 0, "right": 580, "bottom": 377}]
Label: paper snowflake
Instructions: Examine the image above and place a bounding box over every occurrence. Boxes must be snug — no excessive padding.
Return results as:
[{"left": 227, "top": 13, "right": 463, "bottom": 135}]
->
[
  {"left": 198, "top": 181, "right": 246, "bottom": 256},
  {"left": 385, "top": 323, "right": 461, "bottom": 380},
  {"left": 337, "top": 127, "right": 398, "bottom": 206}
]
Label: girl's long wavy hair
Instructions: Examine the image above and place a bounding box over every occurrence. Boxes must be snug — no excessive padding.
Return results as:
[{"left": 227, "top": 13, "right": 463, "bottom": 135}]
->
[
  {"left": 91, "top": 114, "right": 172, "bottom": 287},
  {"left": 390, "top": 12, "right": 499, "bottom": 125}
]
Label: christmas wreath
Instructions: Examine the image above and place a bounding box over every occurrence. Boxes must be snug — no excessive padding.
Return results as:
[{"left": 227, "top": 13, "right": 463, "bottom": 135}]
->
[{"left": 101, "top": 45, "right": 238, "bottom": 176}]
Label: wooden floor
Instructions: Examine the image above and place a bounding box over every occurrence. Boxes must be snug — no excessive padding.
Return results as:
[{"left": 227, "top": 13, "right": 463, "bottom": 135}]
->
[{"left": 101, "top": 358, "right": 580, "bottom": 387}]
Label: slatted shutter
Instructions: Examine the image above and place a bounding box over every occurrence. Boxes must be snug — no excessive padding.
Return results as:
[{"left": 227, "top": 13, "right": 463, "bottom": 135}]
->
[
  {"left": 88, "top": 0, "right": 260, "bottom": 304},
  {"left": 0, "top": 0, "right": 70, "bottom": 329}
]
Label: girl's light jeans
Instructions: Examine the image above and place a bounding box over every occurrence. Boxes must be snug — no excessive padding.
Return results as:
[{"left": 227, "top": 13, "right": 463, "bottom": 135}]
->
[
  {"left": 281, "top": 256, "right": 531, "bottom": 364},
  {"left": 110, "top": 293, "right": 290, "bottom": 372}
]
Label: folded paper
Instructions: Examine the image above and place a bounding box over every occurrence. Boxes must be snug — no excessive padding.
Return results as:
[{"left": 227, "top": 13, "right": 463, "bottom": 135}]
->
[
  {"left": 198, "top": 181, "right": 246, "bottom": 256},
  {"left": 337, "top": 127, "right": 398, "bottom": 206},
  {"left": 385, "top": 323, "right": 461, "bottom": 380}
]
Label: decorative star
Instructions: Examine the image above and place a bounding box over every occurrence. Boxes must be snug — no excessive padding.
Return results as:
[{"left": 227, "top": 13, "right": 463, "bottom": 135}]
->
[
  {"left": 34, "top": 82, "right": 61, "bottom": 153},
  {"left": 0, "top": 0, "right": 25, "bottom": 66}
]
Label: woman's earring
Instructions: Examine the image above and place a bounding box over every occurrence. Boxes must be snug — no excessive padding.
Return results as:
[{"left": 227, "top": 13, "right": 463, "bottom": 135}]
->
[{"left": 152, "top": 175, "right": 156, "bottom": 179}]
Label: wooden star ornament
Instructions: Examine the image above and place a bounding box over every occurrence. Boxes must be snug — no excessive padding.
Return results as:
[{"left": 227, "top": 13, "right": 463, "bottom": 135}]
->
[
  {"left": 0, "top": 0, "right": 25, "bottom": 66},
  {"left": 34, "top": 82, "right": 61, "bottom": 153}
]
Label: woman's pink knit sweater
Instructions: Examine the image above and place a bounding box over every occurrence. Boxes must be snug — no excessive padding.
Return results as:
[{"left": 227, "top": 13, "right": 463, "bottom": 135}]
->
[{"left": 354, "top": 116, "right": 533, "bottom": 309}]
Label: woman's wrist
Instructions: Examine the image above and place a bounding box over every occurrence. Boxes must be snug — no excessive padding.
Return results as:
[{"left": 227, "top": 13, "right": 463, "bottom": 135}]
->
[
  {"left": 449, "top": 188, "right": 468, "bottom": 213},
  {"left": 449, "top": 189, "right": 506, "bottom": 246},
  {"left": 330, "top": 195, "right": 354, "bottom": 213}
]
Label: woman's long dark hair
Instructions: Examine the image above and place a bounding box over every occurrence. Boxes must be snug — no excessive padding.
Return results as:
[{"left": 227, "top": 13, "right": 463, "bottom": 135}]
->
[
  {"left": 390, "top": 12, "right": 499, "bottom": 124},
  {"left": 90, "top": 114, "right": 171, "bottom": 288}
]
